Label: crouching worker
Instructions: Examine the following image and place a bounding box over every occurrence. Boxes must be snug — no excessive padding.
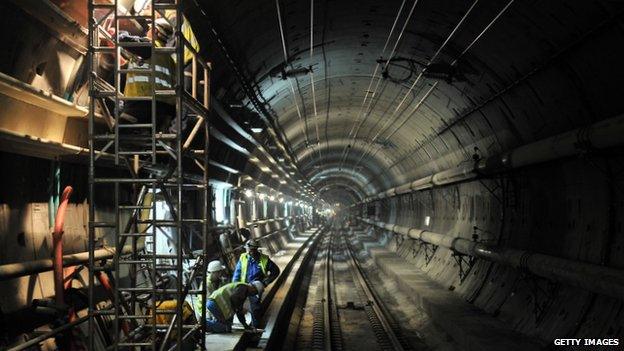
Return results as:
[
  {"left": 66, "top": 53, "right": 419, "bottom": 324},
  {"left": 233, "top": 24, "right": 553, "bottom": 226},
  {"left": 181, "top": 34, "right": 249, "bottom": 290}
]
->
[
  {"left": 206, "top": 281, "right": 264, "bottom": 333},
  {"left": 232, "top": 239, "right": 281, "bottom": 328},
  {"left": 193, "top": 260, "right": 227, "bottom": 320}
]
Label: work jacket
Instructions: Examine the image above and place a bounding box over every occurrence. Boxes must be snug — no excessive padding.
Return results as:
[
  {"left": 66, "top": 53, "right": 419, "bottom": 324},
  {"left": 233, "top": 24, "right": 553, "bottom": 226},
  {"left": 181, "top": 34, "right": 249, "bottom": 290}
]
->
[
  {"left": 120, "top": 34, "right": 176, "bottom": 105},
  {"left": 232, "top": 252, "right": 280, "bottom": 286},
  {"left": 208, "top": 282, "right": 248, "bottom": 320},
  {"left": 194, "top": 277, "right": 226, "bottom": 317}
]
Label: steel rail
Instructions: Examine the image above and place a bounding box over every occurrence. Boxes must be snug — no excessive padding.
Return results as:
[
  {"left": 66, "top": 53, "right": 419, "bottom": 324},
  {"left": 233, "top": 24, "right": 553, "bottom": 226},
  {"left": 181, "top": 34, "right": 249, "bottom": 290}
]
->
[{"left": 341, "top": 234, "right": 406, "bottom": 351}]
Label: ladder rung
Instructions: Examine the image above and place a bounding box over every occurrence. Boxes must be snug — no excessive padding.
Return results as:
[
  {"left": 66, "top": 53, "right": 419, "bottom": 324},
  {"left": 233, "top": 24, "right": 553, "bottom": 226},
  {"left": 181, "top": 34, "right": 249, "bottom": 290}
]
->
[
  {"left": 119, "top": 205, "right": 153, "bottom": 210},
  {"left": 117, "top": 15, "right": 152, "bottom": 20},
  {"left": 162, "top": 183, "right": 206, "bottom": 189},
  {"left": 92, "top": 46, "right": 115, "bottom": 53},
  {"left": 117, "top": 133, "right": 178, "bottom": 140},
  {"left": 118, "top": 288, "right": 201, "bottom": 294},
  {"left": 154, "top": 47, "right": 176, "bottom": 53},
  {"left": 118, "top": 151, "right": 154, "bottom": 156},
  {"left": 118, "top": 41, "right": 152, "bottom": 48},
  {"left": 155, "top": 90, "right": 176, "bottom": 97},
  {"left": 156, "top": 133, "right": 178, "bottom": 140},
  {"left": 118, "top": 342, "right": 154, "bottom": 347},
  {"left": 119, "top": 260, "right": 154, "bottom": 265},
  {"left": 94, "top": 134, "right": 175, "bottom": 141},
  {"left": 183, "top": 219, "right": 206, "bottom": 223},
  {"left": 91, "top": 222, "right": 116, "bottom": 228},
  {"left": 119, "top": 233, "right": 152, "bottom": 237},
  {"left": 94, "top": 178, "right": 158, "bottom": 184},
  {"left": 93, "top": 134, "right": 115, "bottom": 140},
  {"left": 118, "top": 123, "right": 153, "bottom": 128},
  {"left": 118, "top": 96, "right": 152, "bottom": 101},
  {"left": 139, "top": 253, "right": 194, "bottom": 259},
  {"left": 136, "top": 219, "right": 205, "bottom": 225},
  {"left": 154, "top": 324, "right": 200, "bottom": 330}
]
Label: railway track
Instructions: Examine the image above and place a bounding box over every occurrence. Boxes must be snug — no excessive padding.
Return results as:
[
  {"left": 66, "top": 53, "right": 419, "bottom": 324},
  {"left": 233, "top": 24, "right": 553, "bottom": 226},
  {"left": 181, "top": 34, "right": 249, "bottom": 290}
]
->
[{"left": 293, "top": 226, "right": 413, "bottom": 351}]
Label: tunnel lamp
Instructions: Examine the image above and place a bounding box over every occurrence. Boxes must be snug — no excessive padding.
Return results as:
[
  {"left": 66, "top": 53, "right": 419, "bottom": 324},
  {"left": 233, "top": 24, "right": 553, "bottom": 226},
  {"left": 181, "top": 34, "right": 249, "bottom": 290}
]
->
[
  {"left": 251, "top": 127, "right": 263, "bottom": 133},
  {"left": 259, "top": 193, "right": 267, "bottom": 200},
  {"left": 269, "top": 195, "right": 275, "bottom": 201},
  {"left": 245, "top": 189, "right": 254, "bottom": 198},
  {"left": 278, "top": 197, "right": 284, "bottom": 203},
  {"left": 424, "top": 216, "right": 431, "bottom": 226}
]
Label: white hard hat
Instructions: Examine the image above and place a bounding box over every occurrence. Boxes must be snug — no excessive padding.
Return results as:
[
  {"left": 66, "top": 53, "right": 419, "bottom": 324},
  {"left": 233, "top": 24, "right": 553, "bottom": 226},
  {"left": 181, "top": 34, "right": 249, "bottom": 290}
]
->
[
  {"left": 207, "top": 260, "right": 226, "bottom": 273},
  {"left": 251, "top": 280, "right": 265, "bottom": 297}
]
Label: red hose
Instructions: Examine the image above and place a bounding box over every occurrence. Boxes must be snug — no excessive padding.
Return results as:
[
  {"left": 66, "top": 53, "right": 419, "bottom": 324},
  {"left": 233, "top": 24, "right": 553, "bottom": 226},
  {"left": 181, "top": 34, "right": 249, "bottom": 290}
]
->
[{"left": 53, "top": 186, "right": 73, "bottom": 306}]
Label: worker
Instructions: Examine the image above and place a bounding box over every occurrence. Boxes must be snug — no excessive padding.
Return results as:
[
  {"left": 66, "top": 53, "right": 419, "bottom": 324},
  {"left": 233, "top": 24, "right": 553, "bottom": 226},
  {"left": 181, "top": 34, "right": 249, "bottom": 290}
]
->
[
  {"left": 232, "top": 239, "right": 281, "bottom": 328},
  {"left": 120, "top": 17, "right": 176, "bottom": 132},
  {"left": 193, "top": 260, "right": 227, "bottom": 321},
  {"left": 206, "top": 260, "right": 227, "bottom": 295},
  {"left": 205, "top": 281, "right": 264, "bottom": 333},
  {"left": 151, "top": 274, "right": 198, "bottom": 349}
]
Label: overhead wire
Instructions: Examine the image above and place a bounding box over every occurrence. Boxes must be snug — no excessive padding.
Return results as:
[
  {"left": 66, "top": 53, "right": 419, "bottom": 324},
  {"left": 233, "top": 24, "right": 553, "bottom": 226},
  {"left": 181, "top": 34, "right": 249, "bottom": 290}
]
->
[
  {"left": 335, "top": 0, "right": 409, "bottom": 170},
  {"left": 275, "top": 0, "right": 310, "bottom": 147},
  {"left": 367, "top": 0, "right": 514, "bottom": 165},
  {"left": 310, "top": 0, "right": 323, "bottom": 162},
  {"left": 360, "top": 0, "right": 516, "bottom": 185},
  {"left": 351, "top": 0, "right": 484, "bottom": 170}
]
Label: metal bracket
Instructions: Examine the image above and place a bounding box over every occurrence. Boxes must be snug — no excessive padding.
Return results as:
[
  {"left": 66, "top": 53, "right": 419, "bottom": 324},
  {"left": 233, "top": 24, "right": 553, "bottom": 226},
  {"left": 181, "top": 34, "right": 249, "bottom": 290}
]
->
[
  {"left": 410, "top": 239, "right": 418, "bottom": 257},
  {"left": 516, "top": 271, "right": 560, "bottom": 324},
  {"left": 451, "top": 251, "right": 476, "bottom": 283},
  {"left": 393, "top": 232, "right": 405, "bottom": 248},
  {"left": 419, "top": 241, "right": 438, "bottom": 266}
]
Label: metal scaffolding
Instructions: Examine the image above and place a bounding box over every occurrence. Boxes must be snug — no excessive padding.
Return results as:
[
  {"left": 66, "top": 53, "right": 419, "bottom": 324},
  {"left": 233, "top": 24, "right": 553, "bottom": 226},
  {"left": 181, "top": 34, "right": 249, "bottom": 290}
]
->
[{"left": 88, "top": 1, "right": 210, "bottom": 349}]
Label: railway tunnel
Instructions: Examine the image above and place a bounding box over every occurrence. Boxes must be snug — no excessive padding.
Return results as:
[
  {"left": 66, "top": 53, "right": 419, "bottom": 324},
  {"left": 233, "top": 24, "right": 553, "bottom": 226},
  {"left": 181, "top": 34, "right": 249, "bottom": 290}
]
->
[{"left": 0, "top": 0, "right": 623, "bottom": 350}]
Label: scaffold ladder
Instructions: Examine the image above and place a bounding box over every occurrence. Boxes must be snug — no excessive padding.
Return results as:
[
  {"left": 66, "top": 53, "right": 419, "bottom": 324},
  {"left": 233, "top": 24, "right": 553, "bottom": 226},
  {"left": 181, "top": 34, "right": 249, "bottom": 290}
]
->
[{"left": 88, "top": 1, "right": 211, "bottom": 349}]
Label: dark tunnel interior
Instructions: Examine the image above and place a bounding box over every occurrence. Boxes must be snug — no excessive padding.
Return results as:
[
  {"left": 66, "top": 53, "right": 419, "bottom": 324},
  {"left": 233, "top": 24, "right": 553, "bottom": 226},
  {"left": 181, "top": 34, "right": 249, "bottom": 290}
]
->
[{"left": 0, "top": 0, "right": 623, "bottom": 350}]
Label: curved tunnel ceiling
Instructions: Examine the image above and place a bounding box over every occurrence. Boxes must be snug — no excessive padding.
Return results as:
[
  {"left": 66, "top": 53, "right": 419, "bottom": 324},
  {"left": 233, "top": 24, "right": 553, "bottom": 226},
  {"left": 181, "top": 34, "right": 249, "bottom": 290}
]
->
[{"left": 193, "top": 0, "right": 624, "bottom": 205}]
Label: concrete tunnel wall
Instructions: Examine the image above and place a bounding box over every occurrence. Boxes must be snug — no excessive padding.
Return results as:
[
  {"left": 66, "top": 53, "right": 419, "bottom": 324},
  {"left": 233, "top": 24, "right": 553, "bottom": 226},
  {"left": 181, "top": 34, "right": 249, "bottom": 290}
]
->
[
  {"left": 191, "top": 0, "right": 624, "bottom": 344},
  {"left": 0, "top": 0, "right": 623, "bottom": 347},
  {"left": 365, "top": 157, "right": 624, "bottom": 343}
]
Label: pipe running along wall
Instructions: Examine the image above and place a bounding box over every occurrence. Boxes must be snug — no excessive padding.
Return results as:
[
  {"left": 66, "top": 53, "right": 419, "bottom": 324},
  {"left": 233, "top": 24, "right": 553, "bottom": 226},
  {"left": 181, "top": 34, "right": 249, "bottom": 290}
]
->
[
  {"left": 0, "top": 245, "right": 139, "bottom": 281},
  {"left": 358, "top": 217, "right": 624, "bottom": 301},
  {"left": 360, "top": 112, "right": 624, "bottom": 203}
]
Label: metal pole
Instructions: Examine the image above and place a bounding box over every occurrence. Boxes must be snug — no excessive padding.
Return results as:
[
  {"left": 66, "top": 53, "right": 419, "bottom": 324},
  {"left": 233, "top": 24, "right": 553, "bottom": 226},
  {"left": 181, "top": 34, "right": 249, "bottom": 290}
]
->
[{"left": 87, "top": 0, "right": 96, "bottom": 345}]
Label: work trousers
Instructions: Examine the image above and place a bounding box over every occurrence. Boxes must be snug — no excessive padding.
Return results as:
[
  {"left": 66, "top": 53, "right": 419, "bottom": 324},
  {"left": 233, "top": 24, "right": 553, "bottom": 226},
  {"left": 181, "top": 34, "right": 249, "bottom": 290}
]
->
[{"left": 205, "top": 300, "right": 232, "bottom": 333}]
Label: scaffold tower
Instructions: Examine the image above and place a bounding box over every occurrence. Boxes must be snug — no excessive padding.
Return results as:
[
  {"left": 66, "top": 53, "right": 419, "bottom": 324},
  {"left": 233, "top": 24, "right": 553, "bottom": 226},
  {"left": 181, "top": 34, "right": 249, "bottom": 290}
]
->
[{"left": 87, "top": 0, "right": 211, "bottom": 349}]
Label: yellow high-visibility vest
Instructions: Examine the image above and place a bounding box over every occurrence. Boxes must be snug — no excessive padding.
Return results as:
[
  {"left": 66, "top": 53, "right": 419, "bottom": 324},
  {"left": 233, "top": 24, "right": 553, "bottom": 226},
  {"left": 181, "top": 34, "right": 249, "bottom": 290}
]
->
[
  {"left": 164, "top": 12, "right": 200, "bottom": 65},
  {"left": 124, "top": 44, "right": 176, "bottom": 105},
  {"left": 208, "top": 282, "right": 247, "bottom": 320},
  {"left": 238, "top": 253, "right": 268, "bottom": 283}
]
